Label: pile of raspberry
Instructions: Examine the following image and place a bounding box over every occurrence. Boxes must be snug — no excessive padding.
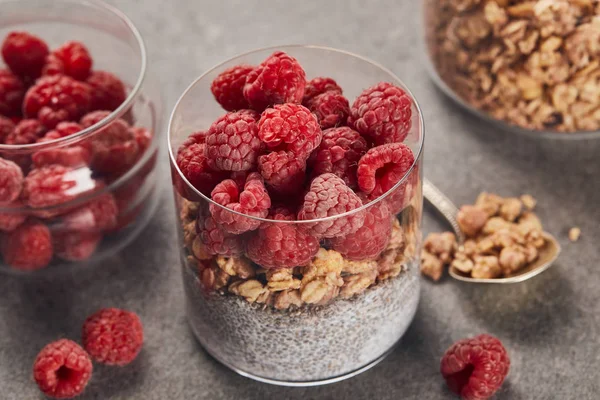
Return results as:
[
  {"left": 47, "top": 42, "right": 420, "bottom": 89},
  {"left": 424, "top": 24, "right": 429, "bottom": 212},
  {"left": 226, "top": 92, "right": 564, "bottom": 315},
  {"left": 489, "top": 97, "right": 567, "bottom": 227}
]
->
[
  {"left": 176, "top": 50, "right": 419, "bottom": 270},
  {"left": 0, "top": 31, "right": 154, "bottom": 271}
]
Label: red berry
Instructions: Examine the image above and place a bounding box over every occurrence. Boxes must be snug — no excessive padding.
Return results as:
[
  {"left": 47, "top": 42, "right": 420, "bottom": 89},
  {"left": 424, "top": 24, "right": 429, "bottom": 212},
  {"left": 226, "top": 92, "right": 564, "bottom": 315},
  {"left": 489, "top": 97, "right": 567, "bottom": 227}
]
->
[
  {"left": 86, "top": 71, "right": 127, "bottom": 111},
  {"left": 1, "top": 220, "right": 53, "bottom": 270},
  {"left": 1, "top": 31, "right": 49, "bottom": 78},
  {"left": 33, "top": 122, "right": 92, "bottom": 168},
  {"left": 258, "top": 103, "right": 322, "bottom": 159},
  {"left": 22, "top": 165, "right": 85, "bottom": 209},
  {"left": 258, "top": 150, "right": 306, "bottom": 195},
  {"left": 61, "top": 193, "right": 118, "bottom": 232},
  {"left": 302, "top": 77, "right": 342, "bottom": 104},
  {"left": 211, "top": 64, "right": 254, "bottom": 111},
  {"left": 82, "top": 308, "right": 144, "bottom": 366},
  {"left": 24, "top": 75, "right": 92, "bottom": 129},
  {"left": 210, "top": 172, "right": 271, "bottom": 234},
  {"left": 42, "top": 41, "right": 93, "bottom": 81},
  {"left": 54, "top": 231, "right": 102, "bottom": 262},
  {"left": 243, "top": 51, "right": 306, "bottom": 111},
  {"left": 0, "top": 69, "right": 25, "bottom": 116},
  {"left": 441, "top": 334, "right": 510, "bottom": 400},
  {"left": 0, "top": 157, "right": 23, "bottom": 204},
  {"left": 205, "top": 110, "right": 261, "bottom": 171},
  {"left": 33, "top": 339, "right": 92, "bottom": 399},
  {"left": 246, "top": 222, "right": 319, "bottom": 269},
  {"left": 197, "top": 213, "right": 244, "bottom": 256},
  {"left": 306, "top": 91, "right": 350, "bottom": 129},
  {"left": 0, "top": 115, "right": 15, "bottom": 142},
  {"left": 176, "top": 138, "right": 227, "bottom": 197},
  {"left": 297, "top": 173, "right": 365, "bottom": 239},
  {"left": 329, "top": 200, "right": 392, "bottom": 260},
  {"left": 268, "top": 204, "right": 297, "bottom": 220},
  {"left": 5, "top": 119, "right": 46, "bottom": 145},
  {"left": 308, "top": 127, "right": 368, "bottom": 189},
  {"left": 0, "top": 201, "right": 26, "bottom": 232},
  {"left": 131, "top": 126, "right": 152, "bottom": 155},
  {"left": 357, "top": 143, "right": 415, "bottom": 199},
  {"left": 348, "top": 82, "right": 412, "bottom": 145}
]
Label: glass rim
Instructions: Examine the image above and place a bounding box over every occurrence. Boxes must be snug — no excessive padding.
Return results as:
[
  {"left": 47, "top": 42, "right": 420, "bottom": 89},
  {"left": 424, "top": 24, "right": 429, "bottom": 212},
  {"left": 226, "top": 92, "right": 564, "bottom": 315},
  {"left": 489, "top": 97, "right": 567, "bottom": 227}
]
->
[
  {"left": 168, "top": 44, "right": 425, "bottom": 225},
  {"left": 0, "top": 0, "right": 148, "bottom": 152}
]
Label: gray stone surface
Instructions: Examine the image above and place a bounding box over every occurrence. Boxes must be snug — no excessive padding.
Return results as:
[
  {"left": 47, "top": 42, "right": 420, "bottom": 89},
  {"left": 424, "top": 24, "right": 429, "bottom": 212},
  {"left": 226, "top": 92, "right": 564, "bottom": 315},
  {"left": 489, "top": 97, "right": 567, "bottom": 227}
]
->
[{"left": 1, "top": 0, "right": 599, "bottom": 399}]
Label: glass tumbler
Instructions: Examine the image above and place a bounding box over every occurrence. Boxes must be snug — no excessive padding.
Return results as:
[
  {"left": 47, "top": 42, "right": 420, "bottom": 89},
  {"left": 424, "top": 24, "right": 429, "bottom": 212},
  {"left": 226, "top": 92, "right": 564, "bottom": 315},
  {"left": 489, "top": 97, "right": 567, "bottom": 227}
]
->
[
  {"left": 169, "top": 46, "right": 423, "bottom": 386},
  {"left": 0, "top": 0, "right": 163, "bottom": 274}
]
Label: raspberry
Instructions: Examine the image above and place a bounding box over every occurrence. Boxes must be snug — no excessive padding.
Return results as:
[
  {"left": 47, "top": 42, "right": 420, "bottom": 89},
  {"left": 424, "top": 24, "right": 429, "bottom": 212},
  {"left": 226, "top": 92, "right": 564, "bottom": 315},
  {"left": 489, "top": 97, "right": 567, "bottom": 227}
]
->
[
  {"left": 348, "top": 82, "right": 412, "bottom": 145},
  {"left": 0, "top": 158, "right": 23, "bottom": 204},
  {"left": 268, "top": 204, "right": 297, "bottom": 220},
  {"left": 33, "top": 122, "right": 92, "bottom": 168},
  {"left": 258, "top": 151, "right": 306, "bottom": 195},
  {"left": 24, "top": 75, "right": 92, "bottom": 129},
  {"left": 197, "top": 213, "right": 244, "bottom": 256},
  {"left": 33, "top": 339, "right": 92, "bottom": 399},
  {"left": 1, "top": 220, "right": 53, "bottom": 270},
  {"left": 211, "top": 64, "right": 254, "bottom": 111},
  {"left": 43, "top": 41, "right": 93, "bottom": 81},
  {"left": 61, "top": 193, "right": 118, "bottom": 232},
  {"left": 205, "top": 110, "right": 261, "bottom": 171},
  {"left": 0, "top": 202, "right": 26, "bottom": 232},
  {"left": 0, "top": 69, "right": 25, "bottom": 116},
  {"left": 297, "top": 173, "right": 365, "bottom": 239},
  {"left": 81, "top": 111, "right": 139, "bottom": 175},
  {"left": 258, "top": 103, "right": 322, "bottom": 159},
  {"left": 329, "top": 200, "right": 392, "bottom": 260},
  {"left": 182, "top": 130, "right": 207, "bottom": 146},
  {"left": 1, "top": 31, "right": 49, "bottom": 78},
  {"left": 209, "top": 172, "right": 271, "bottom": 234},
  {"left": 0, "top": 115, "right": 15, "bottom": 142},
  {"left": 246, "top": 222, "right": 319, "bottom": 269},
  {"left": 308, "top": 127, "right": 368, "bottom": 188},
  {"left": 131, "top": 126, "right": 152, "bottom": 155},
  {"left": 357, "top": 143, "right": 415, "bottom": 199},
  {"left": 176, "top": 139, "right": 227, "bottom": 197},
  {"left": 243, "top": 51, "right": 306, "bottom": 111},
  {"left": 302, "top": 77, "right": 342, "bottom": 104},
  {"left": 441, "top": 334, "right": 510, "bottom": 400},
  {"left": 82, "top": 308, "right": 144, "bottom": 366},
  {"left": 86, "top": 71, "right": 127, "bottom": 111},
  {"left": 54, "top": 231, "right": 102, "bottom": 262},
  {"left": 306, "top": 91, "right": 350, "bottom": 129},
  {"left": 5, "top": 119, "right": 46, "bottom": 145},
  {"left": 22, "top": 165, "right": 81, "bottom": 208}
]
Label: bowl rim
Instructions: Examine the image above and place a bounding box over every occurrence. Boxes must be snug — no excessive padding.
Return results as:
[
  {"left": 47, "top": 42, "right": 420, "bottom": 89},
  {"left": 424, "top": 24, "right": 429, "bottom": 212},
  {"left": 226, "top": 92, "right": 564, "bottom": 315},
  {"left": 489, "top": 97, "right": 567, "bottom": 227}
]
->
[{"left": 168, "top": 44, "right": 425, "bottom": 225}]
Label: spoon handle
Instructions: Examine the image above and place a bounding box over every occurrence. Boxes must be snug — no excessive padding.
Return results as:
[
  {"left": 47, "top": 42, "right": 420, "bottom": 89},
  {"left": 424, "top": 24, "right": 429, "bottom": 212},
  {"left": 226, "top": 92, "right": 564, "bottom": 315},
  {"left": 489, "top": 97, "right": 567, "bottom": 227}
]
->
[{"left": 422, "top": 178, "right": 466, "bottom": 243}]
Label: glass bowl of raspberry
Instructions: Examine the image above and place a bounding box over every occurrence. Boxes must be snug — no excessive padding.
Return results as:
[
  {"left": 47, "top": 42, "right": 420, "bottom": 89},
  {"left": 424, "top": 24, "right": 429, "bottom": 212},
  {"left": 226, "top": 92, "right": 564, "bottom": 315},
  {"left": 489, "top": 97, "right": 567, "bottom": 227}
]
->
[
  {"left": 0, "top": 0, "right": 163, "bottom": 274},
  {"left": 169, "top": 46, "right": 424, "bottom": 386}
]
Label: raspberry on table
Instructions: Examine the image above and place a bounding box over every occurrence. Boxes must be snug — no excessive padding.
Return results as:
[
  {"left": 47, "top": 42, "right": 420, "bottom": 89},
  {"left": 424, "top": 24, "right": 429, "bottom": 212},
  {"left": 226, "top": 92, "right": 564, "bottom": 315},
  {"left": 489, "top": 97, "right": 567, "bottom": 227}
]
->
[
  {"left": 54, "top": 231, "right": 102, "bottom": 262},
  {"left": 24, "top": 75, "right": 92, "bottom": 129},
  {"left": 209, "top": 172, "right": 271, "bottom": 234},
  {"left": 348, "top": 82, "right": 412, "bottom": 145},
  {"left": 0, "top": 158, "right": 23, "bottom": 204},
  {"left": 308, "top": 126, "right": 368, "bottom": 189},
  {"left": 5, "top": 119, "right": 46, "bottom": 145},
  {"left": 302, "top": 76, "right": 342, "bottom": 104},
  {"left": 211, "top": 64, "right": 254, "bottom": 111},
  {"left": 197, "top": 213, "right": 244, "bottom": 256},
  {"left": 297, "top": 173, "right": 365, "bottom": 238},
  {"left": 258, "top": 103, "right": 322, "bottom": 159},
  {"left": 0, "top": 201, "right": 26, "bottom": 232},
  {"left": 176, "top": 138, "right": 227, "bottom": 197},
  {"left": 86, "top": 71, "right": 127, "bottom": 111},
  {"left": 1, "top": 220, "right": 53, "bottom": 270},
  {"left": 1, "top": 31, "right": 49, "bottom": 78},
  {"left": 0, "top": 115, "right": 16, "bottom": 143},
  {"left": 205, "top": 110, "right": 262, "bottom": 171},
  {"left": 306, "top": 91, "right": 350, "bottom": 129},
  {"left": 82, "top": 308, "right": 144, "bottom": 366},
  {"left": 329, "top": 200, "right": 392, "bottom": 260},
  {"left": 258, "top": 150, "right": 306, "bottom": 195},
  {"left": 440, "top": 334, "right": 510, "bottom": 400},
  {"left": 243, "top": 51, "right": 306, "bottom": 111},
  {"left": 22, "top": 165, "right": 82, "bottom": 209},
  {"left": 246, "top": 222, "right": 319, "bottom": 269},
  {"left": 42, "top": 41, "right": 93, "bottom": 81},
  {"left": 357, "top": 143, "right": 415, "bottom": 199},
  {"left": 33, "top": 339, "right": 92, "bottom": 399},
  {"left": 0, "top": 69, "right": 25, "bottom": 116}
]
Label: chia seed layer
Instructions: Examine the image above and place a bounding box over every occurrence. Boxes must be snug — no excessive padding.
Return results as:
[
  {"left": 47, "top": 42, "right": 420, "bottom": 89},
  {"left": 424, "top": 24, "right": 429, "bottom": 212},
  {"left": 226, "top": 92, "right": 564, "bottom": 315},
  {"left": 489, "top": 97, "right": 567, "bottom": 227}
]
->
[{"left": 183, "top": 259, "right": 420, "bottom": 383}]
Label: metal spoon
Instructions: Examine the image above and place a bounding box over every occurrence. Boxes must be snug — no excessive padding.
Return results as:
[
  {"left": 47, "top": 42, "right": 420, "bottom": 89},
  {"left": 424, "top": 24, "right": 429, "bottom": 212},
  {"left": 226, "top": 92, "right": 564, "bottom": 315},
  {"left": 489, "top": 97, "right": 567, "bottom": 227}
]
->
[{"left": 422, "top": 178, "right": 561, "bottom": 283}]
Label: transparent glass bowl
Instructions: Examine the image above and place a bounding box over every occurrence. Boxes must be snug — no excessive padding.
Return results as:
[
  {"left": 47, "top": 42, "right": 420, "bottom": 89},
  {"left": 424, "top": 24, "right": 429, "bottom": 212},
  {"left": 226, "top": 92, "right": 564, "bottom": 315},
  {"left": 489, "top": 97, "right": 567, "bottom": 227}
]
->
[
  {"left": 422, "top": 0, "right": 600, "bottom": 140},
  {"left": 169, "top": 45, "right": 424, "bottom": 386},
  {"left": 0, "top": 0, "right": 163, "bottom": 275}
]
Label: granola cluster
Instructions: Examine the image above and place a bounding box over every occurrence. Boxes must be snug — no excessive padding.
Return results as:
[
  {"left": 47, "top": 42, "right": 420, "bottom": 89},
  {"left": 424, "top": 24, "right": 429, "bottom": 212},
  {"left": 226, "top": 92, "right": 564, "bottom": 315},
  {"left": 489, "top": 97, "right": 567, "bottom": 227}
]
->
[
  {"left": 421, "top": 192, "right": 548, "bottom": 280},
  {"left": 425, "top": 0, "right": 600, "bottom": 132},
  {"left": 181, "top": 199, "right": 419, "bottom": 310}
]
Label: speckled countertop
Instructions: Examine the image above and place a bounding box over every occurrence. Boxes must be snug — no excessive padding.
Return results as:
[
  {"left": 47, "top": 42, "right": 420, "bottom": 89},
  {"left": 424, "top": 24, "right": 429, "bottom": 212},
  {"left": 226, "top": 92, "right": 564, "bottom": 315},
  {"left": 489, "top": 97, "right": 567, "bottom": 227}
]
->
[{"left": 1, "top": 1, "right": 599, "bottom": 399}]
